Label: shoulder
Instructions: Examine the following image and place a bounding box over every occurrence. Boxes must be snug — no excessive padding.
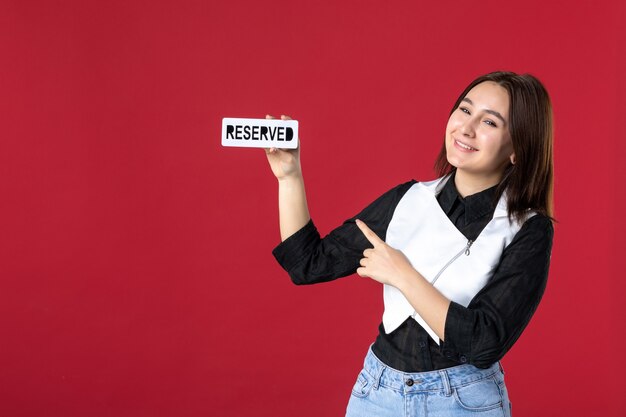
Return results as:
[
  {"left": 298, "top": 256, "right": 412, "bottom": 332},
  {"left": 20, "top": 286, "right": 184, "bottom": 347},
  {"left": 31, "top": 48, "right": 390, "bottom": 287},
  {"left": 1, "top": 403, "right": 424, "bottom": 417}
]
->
[
  {"left": 504, "top": 213, "right": 554, "bottom": 258},
  {"left": 347, "top": 180, "right": 418, "bottom": 232},
  {"left": 519, "top": 213, "right": 554, "bottom": 238},
  {"left": 376, "top": 176, "right": 453, "bottom": 208},
  {"left": 395, "top": 179, "right": 419, "bottom": 193},
  {"left": 392, "top": 176, "right": 449, "bottom": 195}
]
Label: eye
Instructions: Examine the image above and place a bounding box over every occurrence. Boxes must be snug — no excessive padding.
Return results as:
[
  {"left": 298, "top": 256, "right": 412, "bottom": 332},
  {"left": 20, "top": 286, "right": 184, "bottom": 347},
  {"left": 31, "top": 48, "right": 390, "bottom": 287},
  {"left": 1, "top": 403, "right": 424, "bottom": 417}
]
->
[
  {"left": 459, "top": 106, "right": 471, "bottom": 115},
  {"left": 484, "top": 119, "right": 498, "bottom": 127}
]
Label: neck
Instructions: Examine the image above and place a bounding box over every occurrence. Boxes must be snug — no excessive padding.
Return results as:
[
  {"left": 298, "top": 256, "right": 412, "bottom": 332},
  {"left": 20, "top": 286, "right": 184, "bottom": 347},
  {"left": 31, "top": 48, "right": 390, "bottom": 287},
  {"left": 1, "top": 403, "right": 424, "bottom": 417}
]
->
[{"left": 453, "top": 170, "right": 502, "bottom": 198}]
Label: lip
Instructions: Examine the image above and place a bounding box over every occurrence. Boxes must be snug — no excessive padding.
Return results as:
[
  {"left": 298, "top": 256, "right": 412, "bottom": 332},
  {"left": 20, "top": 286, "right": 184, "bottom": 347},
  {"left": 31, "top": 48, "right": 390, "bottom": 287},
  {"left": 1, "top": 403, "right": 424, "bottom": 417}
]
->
[{"left": 453, "top": 138, "right": 478, "bottom": 152}]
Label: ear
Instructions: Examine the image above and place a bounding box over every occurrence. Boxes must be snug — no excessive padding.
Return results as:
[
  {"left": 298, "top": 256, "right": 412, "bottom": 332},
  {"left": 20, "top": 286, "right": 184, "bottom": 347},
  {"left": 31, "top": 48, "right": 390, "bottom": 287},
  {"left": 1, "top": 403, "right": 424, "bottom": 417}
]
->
[{"left": 510, "top": 153, "right": 516, "bottom": 165}]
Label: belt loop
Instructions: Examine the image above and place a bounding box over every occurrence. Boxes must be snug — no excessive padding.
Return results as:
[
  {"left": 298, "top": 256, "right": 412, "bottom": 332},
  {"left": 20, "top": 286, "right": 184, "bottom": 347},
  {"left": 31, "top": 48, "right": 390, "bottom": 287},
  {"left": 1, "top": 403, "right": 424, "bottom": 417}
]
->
[
  {"left": 373, "top": 362, "right": 385, "bottom": 390},
  {"left": 439, "top": 370, "right": 452, "bottom": 397}
]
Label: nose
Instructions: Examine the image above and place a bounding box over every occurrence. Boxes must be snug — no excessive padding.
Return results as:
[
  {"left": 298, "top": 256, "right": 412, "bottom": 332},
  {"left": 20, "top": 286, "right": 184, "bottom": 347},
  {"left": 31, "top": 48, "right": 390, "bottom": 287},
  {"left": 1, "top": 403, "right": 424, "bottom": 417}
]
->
[{"left": 460, "top": 118, "right": 475, "bottom": 137}]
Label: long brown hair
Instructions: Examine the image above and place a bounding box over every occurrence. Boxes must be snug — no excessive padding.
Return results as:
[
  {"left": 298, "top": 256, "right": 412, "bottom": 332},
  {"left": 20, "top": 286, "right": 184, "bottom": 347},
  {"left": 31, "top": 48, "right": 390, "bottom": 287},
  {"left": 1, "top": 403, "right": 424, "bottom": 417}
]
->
[{"left": 434, "top": 71, "right": 554, "bottom": 223}]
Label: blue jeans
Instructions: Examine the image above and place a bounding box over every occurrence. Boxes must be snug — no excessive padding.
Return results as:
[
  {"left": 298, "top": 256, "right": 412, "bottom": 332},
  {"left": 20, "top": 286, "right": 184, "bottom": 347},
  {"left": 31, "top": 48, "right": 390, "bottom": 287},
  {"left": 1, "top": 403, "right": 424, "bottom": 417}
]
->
[{"left": 346, "top": 347, "right": 512, "bottom": 417}]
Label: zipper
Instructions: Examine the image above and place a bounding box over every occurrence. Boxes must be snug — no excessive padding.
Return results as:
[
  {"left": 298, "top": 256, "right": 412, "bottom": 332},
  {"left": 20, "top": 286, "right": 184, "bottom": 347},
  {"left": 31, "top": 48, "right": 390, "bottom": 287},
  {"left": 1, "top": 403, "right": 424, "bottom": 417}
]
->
[{"left": 430, "top": 240, "right": 473, "bottom": 285}]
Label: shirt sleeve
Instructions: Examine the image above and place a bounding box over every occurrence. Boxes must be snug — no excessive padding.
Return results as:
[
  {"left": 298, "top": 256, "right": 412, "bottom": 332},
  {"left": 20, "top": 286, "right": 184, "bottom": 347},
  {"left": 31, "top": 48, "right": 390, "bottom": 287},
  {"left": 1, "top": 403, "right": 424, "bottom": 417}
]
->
[
  {"left": 440, "top": 214, "right": 554, "bottom": 368},
  {"left": 272, "top": 180, "right": 416, "bottom": 285}
]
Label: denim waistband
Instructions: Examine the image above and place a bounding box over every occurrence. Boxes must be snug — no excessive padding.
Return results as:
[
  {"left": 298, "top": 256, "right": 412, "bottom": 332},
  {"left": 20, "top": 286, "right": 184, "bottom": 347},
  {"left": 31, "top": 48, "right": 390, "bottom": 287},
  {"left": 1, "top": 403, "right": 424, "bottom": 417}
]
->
[{"left": 362, "top": 347, "right": 503, "bottom": 394}]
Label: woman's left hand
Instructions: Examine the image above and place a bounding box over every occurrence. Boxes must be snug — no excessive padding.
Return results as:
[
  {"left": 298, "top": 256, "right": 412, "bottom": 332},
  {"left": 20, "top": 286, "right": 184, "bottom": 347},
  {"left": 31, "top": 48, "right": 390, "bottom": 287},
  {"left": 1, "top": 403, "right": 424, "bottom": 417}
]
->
[{"left": 355, "top": 219, "right": 415, "bottom": 288}]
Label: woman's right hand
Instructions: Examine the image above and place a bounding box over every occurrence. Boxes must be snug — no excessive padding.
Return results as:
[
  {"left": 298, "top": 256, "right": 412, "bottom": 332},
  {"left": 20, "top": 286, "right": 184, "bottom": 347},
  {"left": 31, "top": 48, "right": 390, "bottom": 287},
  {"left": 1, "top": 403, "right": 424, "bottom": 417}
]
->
[{"left": 265, "top": 114, "right": 302, "bottom": 181}]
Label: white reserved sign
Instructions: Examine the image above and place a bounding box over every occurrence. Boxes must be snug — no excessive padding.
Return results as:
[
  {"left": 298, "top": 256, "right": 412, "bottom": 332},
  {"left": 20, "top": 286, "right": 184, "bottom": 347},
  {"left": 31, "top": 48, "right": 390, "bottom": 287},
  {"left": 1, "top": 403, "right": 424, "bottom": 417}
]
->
[{"left": 221, "top": 118, "right": 299, "bottom": 149}]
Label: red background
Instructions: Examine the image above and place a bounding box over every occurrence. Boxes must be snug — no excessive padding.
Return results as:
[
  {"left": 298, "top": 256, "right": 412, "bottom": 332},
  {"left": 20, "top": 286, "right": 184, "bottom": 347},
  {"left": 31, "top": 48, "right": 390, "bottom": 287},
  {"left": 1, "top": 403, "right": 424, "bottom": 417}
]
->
[{"left": 1, "top": 1, "right": 625, "bottom": 416}]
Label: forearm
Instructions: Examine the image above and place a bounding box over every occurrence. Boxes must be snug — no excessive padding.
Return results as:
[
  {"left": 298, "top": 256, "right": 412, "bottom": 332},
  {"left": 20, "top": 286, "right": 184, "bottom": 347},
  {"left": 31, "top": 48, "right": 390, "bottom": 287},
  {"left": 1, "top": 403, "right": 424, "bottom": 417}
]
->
[
  {"left": 355, "top": 219, "right": 452, "bottom": 341},
  {"left": 278, "top": 175, "right": 311, "bottom": 241},
  {"left": 396, "top": 271, "right": 451, "bottom": 341}
]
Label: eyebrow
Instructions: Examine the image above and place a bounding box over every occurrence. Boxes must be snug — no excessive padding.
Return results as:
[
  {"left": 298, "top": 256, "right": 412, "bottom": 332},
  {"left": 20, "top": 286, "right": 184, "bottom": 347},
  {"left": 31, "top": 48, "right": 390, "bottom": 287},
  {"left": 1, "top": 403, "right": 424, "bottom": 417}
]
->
[{"left": 462, "top": 98, "right": 506, "bottom": 124}]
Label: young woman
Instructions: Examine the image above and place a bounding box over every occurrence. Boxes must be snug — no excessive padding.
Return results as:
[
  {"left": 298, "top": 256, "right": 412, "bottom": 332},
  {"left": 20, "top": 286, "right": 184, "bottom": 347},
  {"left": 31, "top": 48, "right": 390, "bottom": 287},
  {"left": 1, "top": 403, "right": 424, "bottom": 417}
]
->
[{"left": 266, "top": 71, "right": 554, "bottom": 417}]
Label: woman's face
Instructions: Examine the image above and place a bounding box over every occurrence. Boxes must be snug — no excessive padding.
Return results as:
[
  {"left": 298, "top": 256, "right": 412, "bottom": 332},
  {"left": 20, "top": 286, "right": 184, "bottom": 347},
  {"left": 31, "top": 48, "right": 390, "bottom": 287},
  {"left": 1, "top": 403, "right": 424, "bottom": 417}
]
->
[{"left": 445, "top": 81, "right": 515, "bottom": 183}]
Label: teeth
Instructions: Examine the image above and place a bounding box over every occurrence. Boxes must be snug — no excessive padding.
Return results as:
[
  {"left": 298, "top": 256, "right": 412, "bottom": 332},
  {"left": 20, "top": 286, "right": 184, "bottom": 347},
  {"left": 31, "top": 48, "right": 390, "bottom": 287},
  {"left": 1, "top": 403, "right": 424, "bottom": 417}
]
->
[{"left": 456, "top": 140, "right": 477, "bottom": 151}]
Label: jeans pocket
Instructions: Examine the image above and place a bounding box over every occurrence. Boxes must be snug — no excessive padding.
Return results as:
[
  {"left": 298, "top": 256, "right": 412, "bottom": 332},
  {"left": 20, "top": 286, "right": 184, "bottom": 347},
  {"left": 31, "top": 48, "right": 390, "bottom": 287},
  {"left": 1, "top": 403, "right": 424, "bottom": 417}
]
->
[
  {"left": 452, "top": 376, "right": 503, "bottom": 412},
  {"left": 350, "top": 369, "right": 375, "bottom": 398}
]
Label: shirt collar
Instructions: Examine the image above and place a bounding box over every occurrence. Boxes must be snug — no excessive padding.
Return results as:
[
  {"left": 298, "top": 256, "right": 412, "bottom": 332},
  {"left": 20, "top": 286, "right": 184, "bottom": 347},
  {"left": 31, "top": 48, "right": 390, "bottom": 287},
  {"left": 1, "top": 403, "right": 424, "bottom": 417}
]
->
[{"left": 438, "top": 171, "right": 499, "bottom": 222}]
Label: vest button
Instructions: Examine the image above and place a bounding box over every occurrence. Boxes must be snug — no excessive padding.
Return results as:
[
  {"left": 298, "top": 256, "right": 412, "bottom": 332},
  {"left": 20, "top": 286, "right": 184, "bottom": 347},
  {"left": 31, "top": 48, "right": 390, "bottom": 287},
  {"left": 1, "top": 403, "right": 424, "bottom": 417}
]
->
[{"left": 406, "top": 379, "right": 414, "bottom": 386}]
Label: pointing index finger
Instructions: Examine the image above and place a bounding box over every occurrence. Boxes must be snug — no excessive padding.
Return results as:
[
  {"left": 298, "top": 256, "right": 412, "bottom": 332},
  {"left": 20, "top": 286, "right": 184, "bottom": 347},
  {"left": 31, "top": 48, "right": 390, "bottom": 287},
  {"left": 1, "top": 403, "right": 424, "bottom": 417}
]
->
[{"left": 356, "top": 219, "right": 384, "bottom": 248}]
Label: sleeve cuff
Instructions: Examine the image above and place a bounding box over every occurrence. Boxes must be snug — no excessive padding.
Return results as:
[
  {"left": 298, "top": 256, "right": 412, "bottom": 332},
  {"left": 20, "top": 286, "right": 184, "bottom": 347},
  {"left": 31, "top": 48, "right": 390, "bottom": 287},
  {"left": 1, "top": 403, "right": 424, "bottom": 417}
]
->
[
  {"left": 271, "top": 219, "right": 320, "bottom": 273},
  {"left": 441, "top": 301, "right": 474, "bottom": 363}
]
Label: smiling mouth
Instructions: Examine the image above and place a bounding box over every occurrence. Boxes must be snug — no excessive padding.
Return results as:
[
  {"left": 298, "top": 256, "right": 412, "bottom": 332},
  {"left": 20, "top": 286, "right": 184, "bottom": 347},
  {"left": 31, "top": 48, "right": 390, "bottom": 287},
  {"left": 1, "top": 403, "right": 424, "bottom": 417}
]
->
[{"left": 455, "top": 139, "right": 478, "bottom": 151}]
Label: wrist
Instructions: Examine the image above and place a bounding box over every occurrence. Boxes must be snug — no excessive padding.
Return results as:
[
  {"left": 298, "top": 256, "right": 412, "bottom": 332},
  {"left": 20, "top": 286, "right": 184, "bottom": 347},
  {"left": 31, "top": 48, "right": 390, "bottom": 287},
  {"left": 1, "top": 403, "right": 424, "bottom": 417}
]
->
[
  {"left": 277, "top": 172, "right": 304, "bottom": 186},
  {"left": 395, "top": 267, "right": 422, "bottom": 294}
]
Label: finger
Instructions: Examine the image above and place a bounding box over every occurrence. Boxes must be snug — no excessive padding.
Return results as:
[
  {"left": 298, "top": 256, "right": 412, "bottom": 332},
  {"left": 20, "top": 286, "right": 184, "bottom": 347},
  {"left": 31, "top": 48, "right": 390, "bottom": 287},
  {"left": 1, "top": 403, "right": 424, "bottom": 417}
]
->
[
  {"left": 355, "top": 219, "right": 384, "bottom": 248},
  {"left": 266, "top": 114, "right": 275, "bottom": 119},
  {"left": 359, "top": 257, "right": 368, "bottom": 267},
  {"left": 278, "top": 115, "right": 299, "bottom": 150},
  {"left": 356, "top": 267, "right": 368, "bottom": 277}
]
